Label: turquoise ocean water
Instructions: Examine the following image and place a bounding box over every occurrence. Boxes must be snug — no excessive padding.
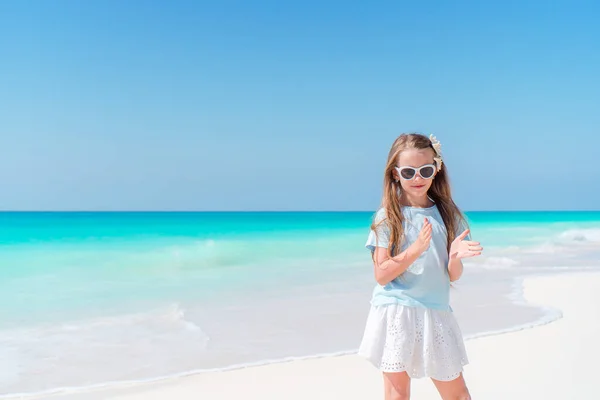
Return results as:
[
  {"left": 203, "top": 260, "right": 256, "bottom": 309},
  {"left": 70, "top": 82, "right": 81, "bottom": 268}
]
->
[{"left": 1, "top": 211, "right": 600, "bottom": 397}]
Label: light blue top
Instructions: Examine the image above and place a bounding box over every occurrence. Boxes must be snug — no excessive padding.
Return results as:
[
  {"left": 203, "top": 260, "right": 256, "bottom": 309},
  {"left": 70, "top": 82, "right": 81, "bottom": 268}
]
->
[{"left": 365, "top": 204, "right": 468, "bottom": 311}]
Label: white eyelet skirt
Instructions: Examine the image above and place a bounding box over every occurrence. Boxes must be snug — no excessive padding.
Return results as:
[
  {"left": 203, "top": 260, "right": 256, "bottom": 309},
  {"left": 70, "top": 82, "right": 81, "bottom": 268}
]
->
[{"left": 358, "top": 303, "right": 469, "bottom": 381}]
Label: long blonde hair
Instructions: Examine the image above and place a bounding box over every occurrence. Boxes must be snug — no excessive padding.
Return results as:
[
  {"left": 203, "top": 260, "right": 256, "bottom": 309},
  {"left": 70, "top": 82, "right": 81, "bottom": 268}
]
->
[{"left": 371, "top": 133, "right": 467, "bottom": 257}]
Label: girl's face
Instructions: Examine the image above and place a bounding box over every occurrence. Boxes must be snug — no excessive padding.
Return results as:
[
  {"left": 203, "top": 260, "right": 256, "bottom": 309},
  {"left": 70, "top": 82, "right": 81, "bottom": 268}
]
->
[{"left": 394, "top": 148, "right": 438, "bottom": 197}]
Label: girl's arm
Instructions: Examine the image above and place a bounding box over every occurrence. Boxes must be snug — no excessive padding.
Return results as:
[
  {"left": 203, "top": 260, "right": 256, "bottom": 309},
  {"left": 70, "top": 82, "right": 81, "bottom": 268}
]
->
[
  {"left": 372, "top": 245, "right": 423, "bottom": 286},
  {"left": 447, "top": 228, "right": 482, "bottom": 282},
  {"left": 372, "top": 218, "right": 431, "bottom": 286},
  {"left": 447, "top": 258, "right": 464, "bottom": 282}
]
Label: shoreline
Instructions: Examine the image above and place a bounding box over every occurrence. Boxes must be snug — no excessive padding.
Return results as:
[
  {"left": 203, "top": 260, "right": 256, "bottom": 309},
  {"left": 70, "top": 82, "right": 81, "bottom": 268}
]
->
[
  {"left": 461, "top": 273, "right": 563, "bottom": 341},
  {"left": 11, "top": 269, "right": 590, "bottom": 400}
]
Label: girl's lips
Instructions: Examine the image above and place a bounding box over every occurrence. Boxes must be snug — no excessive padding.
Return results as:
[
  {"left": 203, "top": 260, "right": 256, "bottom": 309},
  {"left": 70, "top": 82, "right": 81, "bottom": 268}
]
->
[{"left": 412, "top": 185, "right": 426, "bottom": 189}]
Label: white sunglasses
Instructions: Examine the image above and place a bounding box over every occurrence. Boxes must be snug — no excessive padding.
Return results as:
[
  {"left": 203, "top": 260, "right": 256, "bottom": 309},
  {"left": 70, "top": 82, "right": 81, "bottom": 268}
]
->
[{"left": 395, "top": 164, "right": 437, "bottom": 180}]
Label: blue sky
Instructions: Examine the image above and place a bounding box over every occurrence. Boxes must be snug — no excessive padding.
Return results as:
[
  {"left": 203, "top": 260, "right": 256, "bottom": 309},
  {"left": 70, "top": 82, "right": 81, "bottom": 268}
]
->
[{"left": 1, "top": 1, "right": 599, "bottom": 211}]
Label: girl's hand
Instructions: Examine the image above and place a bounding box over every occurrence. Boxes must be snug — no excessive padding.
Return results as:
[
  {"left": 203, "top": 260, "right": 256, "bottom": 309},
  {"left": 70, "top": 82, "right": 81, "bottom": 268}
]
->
[
  {"left": 412, "top": 218, "right": 432, "bottom": 255},
  {"left": 450, "top": 229, "right": 483, "bottom": 259}
]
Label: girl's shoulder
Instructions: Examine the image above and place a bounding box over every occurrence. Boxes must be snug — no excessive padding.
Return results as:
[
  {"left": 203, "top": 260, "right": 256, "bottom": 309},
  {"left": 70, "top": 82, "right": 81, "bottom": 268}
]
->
[{"left": 373, "top": 207, "right": 387, "bottom": 222}]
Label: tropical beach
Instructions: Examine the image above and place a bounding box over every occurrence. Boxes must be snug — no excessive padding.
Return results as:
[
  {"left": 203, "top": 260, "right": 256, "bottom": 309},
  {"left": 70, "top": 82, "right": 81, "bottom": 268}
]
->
[
  {"left": 2, "top": 1, "right": 599, "bottom": 399},
  {"left": 1, "top": 212, "right": 600, "bottom": 398},
  {"left": 22, "top": 271, "right": 600, "bottom": 399}
]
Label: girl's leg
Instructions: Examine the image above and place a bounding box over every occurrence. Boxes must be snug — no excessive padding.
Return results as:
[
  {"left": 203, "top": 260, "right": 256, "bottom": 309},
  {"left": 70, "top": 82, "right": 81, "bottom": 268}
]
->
[
  {"left": 431, "top": 373, "right": 471, "bottom": 400},
  {"left": 383, "top": 372, "right": 411, "bottom": 400}
]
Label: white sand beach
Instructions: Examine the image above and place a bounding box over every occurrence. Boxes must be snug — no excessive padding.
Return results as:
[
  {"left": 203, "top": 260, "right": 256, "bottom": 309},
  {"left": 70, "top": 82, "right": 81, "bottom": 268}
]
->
[{"left": 43, "top": 271, "right": 599, "bottom": 400}]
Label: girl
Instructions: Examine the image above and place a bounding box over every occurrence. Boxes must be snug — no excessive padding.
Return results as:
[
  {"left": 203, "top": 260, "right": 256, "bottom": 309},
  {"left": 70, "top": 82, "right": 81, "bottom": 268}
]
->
[{"left": 358, "top": 133, "right": 482, "bottom": 400}]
